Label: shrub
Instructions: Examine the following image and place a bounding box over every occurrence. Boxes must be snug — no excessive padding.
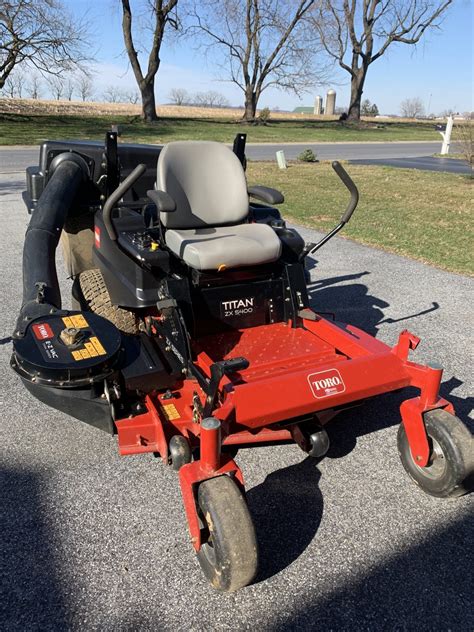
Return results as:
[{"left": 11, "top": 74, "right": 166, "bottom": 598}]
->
[
  {"left": 258, "top": 107, "right": 271, "bottom": 124},
  {"left": 298, "top": 148, "right": 317, "bottom": 162},
  {"left": 454, "top": 115, "right": 473, "bottom": 173}
]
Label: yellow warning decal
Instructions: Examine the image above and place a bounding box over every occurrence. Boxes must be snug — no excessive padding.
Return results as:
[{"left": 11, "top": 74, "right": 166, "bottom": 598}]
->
[
  {"left": 161, "top": 404, "right": 181, "bottom": 421},
  {"left": 62, "top": 314, "right": 89, "bottom": 329},
  {"left": 84, "top": 342, "right": 98, "bottom": 357},
  {"left": 70, "top": 336, "right": 106, "bottom": 361},
  {"left": 70, "top": 314, "right": 89, "bottom": 328},
  {"left": 89, "top": 336, "right": 106, "bottom": 356}
]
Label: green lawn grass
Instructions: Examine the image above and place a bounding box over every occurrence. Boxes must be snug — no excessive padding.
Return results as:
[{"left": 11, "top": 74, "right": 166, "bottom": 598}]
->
[
  {"left": 0, "top": 112, "right": 439, "bottom": 145},
  {"left": 247, "top": 162, "right": 473, "bottom": 275}
]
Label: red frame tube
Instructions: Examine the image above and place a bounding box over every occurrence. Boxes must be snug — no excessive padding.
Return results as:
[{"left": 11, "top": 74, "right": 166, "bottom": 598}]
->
[{"left": 200, "top": 417, "right": 221, "bottom": 473}]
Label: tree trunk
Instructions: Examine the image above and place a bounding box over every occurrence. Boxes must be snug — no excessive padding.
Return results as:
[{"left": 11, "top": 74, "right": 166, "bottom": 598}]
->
[
  {"left": 243, "top": 88, "right": 257, "bottom": 122},
  {"left": 141, "top": 81, "right": 157, "bottom": 122},
  {"left": 347, "top": 68, "right": 367, "bottom": 121}
]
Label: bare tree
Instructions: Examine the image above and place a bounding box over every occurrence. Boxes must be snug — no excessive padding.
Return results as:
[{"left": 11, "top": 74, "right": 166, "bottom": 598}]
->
[
  {"left": 26, "top": 74, "right": 41, "bottom": 99},
  {"left": 1, "top": 69, "right": 25, "bottom": 97},
  {"left": 313, "top": 0, "right": 453, "bottom": 121},
  {"left": 189, "top": 0, "right": 323, "bottom": 121},
  {"left": 125, "top": 90, "right": 140, "bottom": 104},
  {"left": 440, "top": 107, "right": 456, "bottom": 117},
  {"left": 1, "top": 73, "right": 17, "bottom": 97},
  {"left": 192, "top": 90, "right": 229, "bottom": 108},
  {"left": 64, "top": 77, "right": 75, "bottom": 101},
  {"left": 400, "top": 96, "right": 425, "bottom": 118},
  {"left": 47, "top": 75, "right": 64, "bottom": 100},
  {"left": 168, "top": 87, "right": 190, "bottom": 105},
  {"left": 121, "top": 0, "right": 179, "bottom": 122},
  {"left": 0, "top": 0, "right": 92, "bottom": 90},
  {"left": 76, "top": 73, "right": 94, "bottom": 102},
  {"left": 103, "top": 85, "right": 123, "bottom": 103},
  {"left": 206, "top": 90, "right": 229, "bottom": 107}
]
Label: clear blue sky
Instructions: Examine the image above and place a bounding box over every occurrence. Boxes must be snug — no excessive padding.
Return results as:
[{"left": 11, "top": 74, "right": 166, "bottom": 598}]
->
[{"left": 72, "top": 0, "right": 472, "bottom": 115}]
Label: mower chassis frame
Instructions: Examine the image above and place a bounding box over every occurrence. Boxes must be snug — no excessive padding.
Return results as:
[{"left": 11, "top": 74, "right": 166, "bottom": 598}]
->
[{"left": 114, "top": 312, "right": 454, "bottom": 551}]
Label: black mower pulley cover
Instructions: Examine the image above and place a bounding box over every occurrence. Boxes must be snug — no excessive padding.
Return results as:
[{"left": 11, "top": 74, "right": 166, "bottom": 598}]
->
[{"left": 11, "top": 311, "right": 121, "bottom": 388}]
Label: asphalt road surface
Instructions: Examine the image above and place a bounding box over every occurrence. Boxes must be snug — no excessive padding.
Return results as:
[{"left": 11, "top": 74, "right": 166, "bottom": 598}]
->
[
  {"left": 1, "top": 168, "right": 473, "bottom": 631},
  {"left": 351, "top": 155, "right": 472, "bottom": 175},
  {"left": 246, "top": 140, "right": 443, "bottom": 161},
  {"left": 0, "top": 140, "right": 444, "bottom": 174}
]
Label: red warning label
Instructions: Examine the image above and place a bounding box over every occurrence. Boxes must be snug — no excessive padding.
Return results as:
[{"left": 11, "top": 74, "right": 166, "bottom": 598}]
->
[
  {"left": 94, "top": 226, "right": 101, "bottom": 248},
  {"left": 308, "top": 368, "right": 345, "bottom": 399},
  {"left": 32, "top": 322, "right": 54, "bottom": 340}
]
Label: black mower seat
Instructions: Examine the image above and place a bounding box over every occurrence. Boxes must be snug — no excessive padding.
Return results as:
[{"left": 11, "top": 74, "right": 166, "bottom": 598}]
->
[{"left": 156, "top": 141, "right": 282, "bottom": 271}]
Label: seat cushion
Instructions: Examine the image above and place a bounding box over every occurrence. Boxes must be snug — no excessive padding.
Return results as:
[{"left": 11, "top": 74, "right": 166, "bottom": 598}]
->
[{"left": 165, "top": 223, "right": 282, "bottom": 270}]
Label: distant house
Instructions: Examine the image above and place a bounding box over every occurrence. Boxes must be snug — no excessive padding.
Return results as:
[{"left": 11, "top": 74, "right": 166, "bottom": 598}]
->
[{"left": 293, "top": 106, "right": 314, "bottom": 114}]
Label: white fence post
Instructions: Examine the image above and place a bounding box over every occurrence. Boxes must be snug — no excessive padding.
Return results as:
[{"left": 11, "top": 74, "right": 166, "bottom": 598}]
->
[{"left": 276, "top": 150, "right": 287, "bottom": 169}]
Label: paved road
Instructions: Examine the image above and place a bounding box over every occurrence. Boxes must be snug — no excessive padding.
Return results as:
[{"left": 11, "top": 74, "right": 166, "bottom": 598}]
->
[
  {"left": 1, "top": 171, "right": 473, "bottom": 630},
  {"left": 246, "top": 140, "right": 443, "bottom": 161},
  {"left": 351, "top": 155, "right": 472, "bottom": 175},
  {"left": 0, "top": 141, "right": 444, "bottom": 174}
]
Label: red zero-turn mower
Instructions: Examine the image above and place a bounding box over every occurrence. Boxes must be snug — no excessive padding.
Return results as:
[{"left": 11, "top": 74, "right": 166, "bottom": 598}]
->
[{"left": 12, "top": 133, "right": 473, "bottom": 591}]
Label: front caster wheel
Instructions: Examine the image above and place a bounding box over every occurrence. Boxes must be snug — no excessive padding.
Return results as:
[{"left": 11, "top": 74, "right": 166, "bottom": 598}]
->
[
  {"left": 398, "top": 409, "right": 473, "bottom": 498},
  {"left": 169, "top": 435, "right": 192, "bottom": 471},
  {"left": 196, "top": 475, "right": 258, "bottom": 592}
]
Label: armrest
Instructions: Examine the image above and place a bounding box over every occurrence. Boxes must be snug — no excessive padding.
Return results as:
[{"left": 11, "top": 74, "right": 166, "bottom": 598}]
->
[
  {"left": 147, "top": 189, "right": 176, "bottom": 212},
  {"left": 248, "top": 185, "right": 284, "bottom": 205}
]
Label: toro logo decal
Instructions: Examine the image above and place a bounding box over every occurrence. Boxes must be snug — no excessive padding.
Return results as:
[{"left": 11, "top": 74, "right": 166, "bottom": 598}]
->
[
  {"left": 307, "top": 368, "right": 345, "bottom": 399},
  {"left": 32, "top": 322, "right": 54, "bottom": 340}
]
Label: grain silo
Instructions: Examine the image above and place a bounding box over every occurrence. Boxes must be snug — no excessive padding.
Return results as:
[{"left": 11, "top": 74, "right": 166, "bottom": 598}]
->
[
  {"left": 325, "top": 89, "right": 336, "bottom": 115},
  {"left": 313, "top": 95, "right": 323, "bottom": 115}
]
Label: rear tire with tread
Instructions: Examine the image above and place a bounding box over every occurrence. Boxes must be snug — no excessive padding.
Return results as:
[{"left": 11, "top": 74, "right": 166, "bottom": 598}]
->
[{"left": 74, "top": 268, "right": 139, "bottom": 335}]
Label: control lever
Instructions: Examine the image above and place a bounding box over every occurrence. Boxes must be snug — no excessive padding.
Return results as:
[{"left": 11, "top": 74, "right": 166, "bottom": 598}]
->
[
  {"left": 103, "top": 163, "right": 147, "bottom": 240},
  {"left": 203, "top": 357, "right": 249, "bottom": 417},
  {"left": 302, "top": 161, "right": 359, "bottom": 258}
]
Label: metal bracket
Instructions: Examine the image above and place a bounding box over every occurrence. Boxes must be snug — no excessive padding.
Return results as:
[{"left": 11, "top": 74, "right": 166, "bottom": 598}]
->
[
  {"left": 392, "top": 329, "right": 420, "bottom": 360},
  {"left": 157, "top": 297, "right": 177, "bottom": 311}
]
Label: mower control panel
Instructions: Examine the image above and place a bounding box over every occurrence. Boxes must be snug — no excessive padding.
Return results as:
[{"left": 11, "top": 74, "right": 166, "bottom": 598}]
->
[{"left": 118, "top": 229, "right": 167, "bottom": 266}]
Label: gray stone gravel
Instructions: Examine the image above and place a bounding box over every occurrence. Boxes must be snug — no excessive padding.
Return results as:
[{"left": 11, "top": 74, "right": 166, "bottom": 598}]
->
[{"left": 0, "top": 170, "right": 473, "bottom": 631}]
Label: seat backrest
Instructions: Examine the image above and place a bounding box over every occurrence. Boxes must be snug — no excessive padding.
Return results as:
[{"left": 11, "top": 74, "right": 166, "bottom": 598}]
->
[{"left": 156, "top": 141, "right": 249, "bottom": 229}]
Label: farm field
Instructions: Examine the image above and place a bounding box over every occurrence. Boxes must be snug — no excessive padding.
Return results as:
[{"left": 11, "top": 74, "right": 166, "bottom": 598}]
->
[{"left": 0, "top": 98, "right": 440, "bottom": 145}]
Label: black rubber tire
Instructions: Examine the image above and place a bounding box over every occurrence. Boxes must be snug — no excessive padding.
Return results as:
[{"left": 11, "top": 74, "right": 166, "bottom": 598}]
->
[
  {"left": 169, "top": 435, "right": 192, "bottom": 471},
  {"left": 74, "top": 268, "right": 139, "bottom": 335},
  {"left": 397, "top": 409, "right": 474, "bottom": 498},
  {"left": 196, "top": 475, "right": 258, "bottom": 592}
]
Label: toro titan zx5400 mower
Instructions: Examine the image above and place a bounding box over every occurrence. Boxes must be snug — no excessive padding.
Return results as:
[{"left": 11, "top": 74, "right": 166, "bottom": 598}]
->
[{"left": 11, "top": 132, "right": 473, "bottom": 591}]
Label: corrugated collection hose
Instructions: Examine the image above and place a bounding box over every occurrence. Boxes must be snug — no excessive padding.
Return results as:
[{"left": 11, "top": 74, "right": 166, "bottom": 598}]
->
[{"left": 14, "top": 153, "right": 89, "bottom": 337}]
